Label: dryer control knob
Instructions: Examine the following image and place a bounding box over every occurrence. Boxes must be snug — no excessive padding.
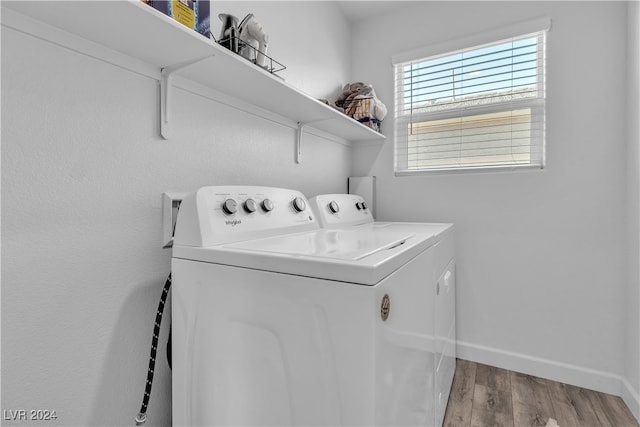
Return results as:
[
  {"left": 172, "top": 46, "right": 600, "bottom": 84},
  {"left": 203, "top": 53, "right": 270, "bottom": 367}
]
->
[
  {"left": 222, "top": 199, "right": 238, "bottom": 215},
  {"left": 361, "top": 201, "right": 368, "bottom": 210},
  {"left": 292, "top": 197, "right": 306, "bottom": 213},
  {"left": 244, "top": 199, "right": 257, "bottom": 213},
  {"left": 328, "top": 201, "right": 340, "bottom": 214},
  {"left": 356, "top": 202, "right": 363, "bottom": 210}
]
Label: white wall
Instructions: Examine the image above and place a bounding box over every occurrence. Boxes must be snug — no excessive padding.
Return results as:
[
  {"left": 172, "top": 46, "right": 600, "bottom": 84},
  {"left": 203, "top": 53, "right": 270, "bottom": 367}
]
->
[
  {"left": 626, "top": 0, "right": 640, "bottom": 419},
  {"left": 0, "top": 2, "right": 351, "bottom": 426},
  {"left": 351, "top": 1, "right": 630, "bottom": 395}
]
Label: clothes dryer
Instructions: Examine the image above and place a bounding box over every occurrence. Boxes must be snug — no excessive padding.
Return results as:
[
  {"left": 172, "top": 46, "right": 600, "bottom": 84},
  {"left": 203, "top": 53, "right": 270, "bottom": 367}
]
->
[
  {"left": 171, "top": 186, "right": 444, "bottom": 426},
  {"left": 309, "top": 193, "right": 456, "bottom": 426}
]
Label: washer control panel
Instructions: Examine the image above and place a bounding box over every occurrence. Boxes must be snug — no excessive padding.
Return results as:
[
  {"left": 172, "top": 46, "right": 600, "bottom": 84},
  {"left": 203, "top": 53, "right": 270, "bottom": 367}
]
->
[
  {"left": 174, "top": 186, "right": 318, "bottom": 246},
  {"left": 309, "top": 194, "right": 374, "bottom": 228}
]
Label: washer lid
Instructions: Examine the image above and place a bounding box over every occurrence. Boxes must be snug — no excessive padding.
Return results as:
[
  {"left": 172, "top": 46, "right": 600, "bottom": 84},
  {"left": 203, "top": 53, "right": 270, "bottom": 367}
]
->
[
  {"left": 173, "top": 227, "right": 438, "bottom": 285},
  {"left": 223, "top": 229, "right": 412, "bottom": 261}
]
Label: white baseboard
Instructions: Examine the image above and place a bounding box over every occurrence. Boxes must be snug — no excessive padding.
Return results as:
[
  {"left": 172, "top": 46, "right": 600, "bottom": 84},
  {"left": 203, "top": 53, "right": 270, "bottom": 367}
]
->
[
  {"left": 622, "top": 377, "right": 640, "bottom": 423},
  {"left": 457, "top": 340, "right": 623, "bottom": 396}
]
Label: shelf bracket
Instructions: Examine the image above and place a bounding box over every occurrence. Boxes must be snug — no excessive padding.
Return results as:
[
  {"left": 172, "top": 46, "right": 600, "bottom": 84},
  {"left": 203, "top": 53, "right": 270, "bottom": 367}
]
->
[
  {"left": 160, "top": 55, "right": 214, "bottom": 139},
  {"left": 295, "top": 122, "right": 306, "bottom": 163},
  {"left": 295, "top": 119, "right": 333, "bottom": 163}
]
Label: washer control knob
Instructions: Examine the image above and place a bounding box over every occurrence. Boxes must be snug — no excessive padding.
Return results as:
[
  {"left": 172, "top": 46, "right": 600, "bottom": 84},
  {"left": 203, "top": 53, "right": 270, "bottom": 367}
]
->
[
  {"left": 356, "top": 202, "right": 363, "bottom": 210},
  {"left": 361, "top": 201, "right": 368, "bottom": 210},
  {"left": 261, "top": 199, "right": 274, "bottom": 212},
  {"left": 328, "top": 201, "right": 340, "bottom": 214},
  {"left": 244, "top": 199, "right": 257, "bottom": 213},
  {"left": 292, "top": 197, "right": 306, "bottom": 213},
  {"left": 222, "top": 199, "right": 238, "bottom": 215}
]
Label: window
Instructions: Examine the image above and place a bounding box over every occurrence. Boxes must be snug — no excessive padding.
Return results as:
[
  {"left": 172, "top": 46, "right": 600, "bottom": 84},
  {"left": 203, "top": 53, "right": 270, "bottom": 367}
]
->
[{"left": 393, "top": 20, "right": 549, "bottom": 175}]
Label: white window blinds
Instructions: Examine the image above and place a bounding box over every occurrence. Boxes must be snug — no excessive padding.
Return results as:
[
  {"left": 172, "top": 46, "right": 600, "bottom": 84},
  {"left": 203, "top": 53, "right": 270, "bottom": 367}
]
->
[{"left": 393, "top": 22, "right": 548, "bottom": 174}]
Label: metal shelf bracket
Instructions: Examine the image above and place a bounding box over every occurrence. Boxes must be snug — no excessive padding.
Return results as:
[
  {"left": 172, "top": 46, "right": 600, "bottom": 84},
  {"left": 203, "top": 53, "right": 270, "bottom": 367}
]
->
[{"left": 160, "top": 55, "right": 214, "bottom": 139}]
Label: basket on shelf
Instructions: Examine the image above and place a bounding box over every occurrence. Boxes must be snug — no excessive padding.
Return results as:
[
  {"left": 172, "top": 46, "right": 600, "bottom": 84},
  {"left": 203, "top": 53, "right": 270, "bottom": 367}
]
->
[{"left": 344, "top": 97, "right": 382, "bottom": 132}]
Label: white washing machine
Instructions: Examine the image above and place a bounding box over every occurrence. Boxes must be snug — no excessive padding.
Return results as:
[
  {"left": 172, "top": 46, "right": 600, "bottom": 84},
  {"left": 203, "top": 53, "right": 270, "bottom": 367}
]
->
[
  {"left": 309, "top": 193, "right": 456, "bottom": 427},
  {"left": 171, "top": 186, "right": 445, "bottom": 426}
]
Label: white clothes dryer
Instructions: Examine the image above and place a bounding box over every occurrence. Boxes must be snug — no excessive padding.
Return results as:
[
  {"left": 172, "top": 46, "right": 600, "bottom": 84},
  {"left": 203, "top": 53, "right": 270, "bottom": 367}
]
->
[
  {"left": 171, "top": 186, "right": 444, "bottom": 426},
  {"left": 309, "top": 193, "right": 456, "bottom": 426}
]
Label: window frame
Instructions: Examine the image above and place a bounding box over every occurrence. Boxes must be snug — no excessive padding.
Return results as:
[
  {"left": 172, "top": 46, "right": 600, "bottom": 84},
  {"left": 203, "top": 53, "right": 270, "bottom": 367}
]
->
[{"left": 392, "top": 18, "right": 550, "bottom": 176}]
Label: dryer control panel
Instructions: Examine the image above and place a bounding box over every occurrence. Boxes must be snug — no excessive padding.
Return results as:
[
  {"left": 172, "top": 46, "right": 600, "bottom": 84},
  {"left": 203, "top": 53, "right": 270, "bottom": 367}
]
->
[
  {"left": 174, "top": 186, "right": 319, "bottom": 247},
  {"left": 309, "top": 194, "right": 374, "bottom": 228}
]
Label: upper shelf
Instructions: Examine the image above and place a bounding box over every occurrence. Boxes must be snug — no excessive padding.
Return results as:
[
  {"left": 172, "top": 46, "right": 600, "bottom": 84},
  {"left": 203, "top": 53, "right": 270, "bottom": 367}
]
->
[{"left": 3, "top": 0, "right": 385, "bottom": 143}]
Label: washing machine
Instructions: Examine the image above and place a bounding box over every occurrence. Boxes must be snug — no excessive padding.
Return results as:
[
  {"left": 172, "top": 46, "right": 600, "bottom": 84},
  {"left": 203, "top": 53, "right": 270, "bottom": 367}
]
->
[
  {"left": 309, "top": 193, "right": 456, "bottom": 427},
  {"left": 171, "top": 186, "right": 445, "bottom": 426}
]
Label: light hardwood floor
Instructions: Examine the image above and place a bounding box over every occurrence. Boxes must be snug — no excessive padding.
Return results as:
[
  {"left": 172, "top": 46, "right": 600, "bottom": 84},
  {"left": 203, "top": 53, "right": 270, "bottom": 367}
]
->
[{"left": 443, "top": 359, "right": 639, "bottom": 427}]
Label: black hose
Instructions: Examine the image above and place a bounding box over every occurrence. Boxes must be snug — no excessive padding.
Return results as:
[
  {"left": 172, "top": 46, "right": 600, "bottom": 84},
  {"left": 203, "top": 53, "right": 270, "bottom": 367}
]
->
[
  {"left": 166, "top": 326, "right": 172, "bottom": 369},
  {"left": 135, "top": 273, "right": 172, "bottom": 426}
]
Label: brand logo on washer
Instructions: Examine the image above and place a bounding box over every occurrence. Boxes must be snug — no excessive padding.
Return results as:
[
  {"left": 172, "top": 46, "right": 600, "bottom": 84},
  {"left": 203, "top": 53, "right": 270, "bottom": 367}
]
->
[
  {"left": 381, "top": 294, "right": 390, "bottom": 321},
  {"left": 225, "top": 220, "right": 242, "bottom": 226}
]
